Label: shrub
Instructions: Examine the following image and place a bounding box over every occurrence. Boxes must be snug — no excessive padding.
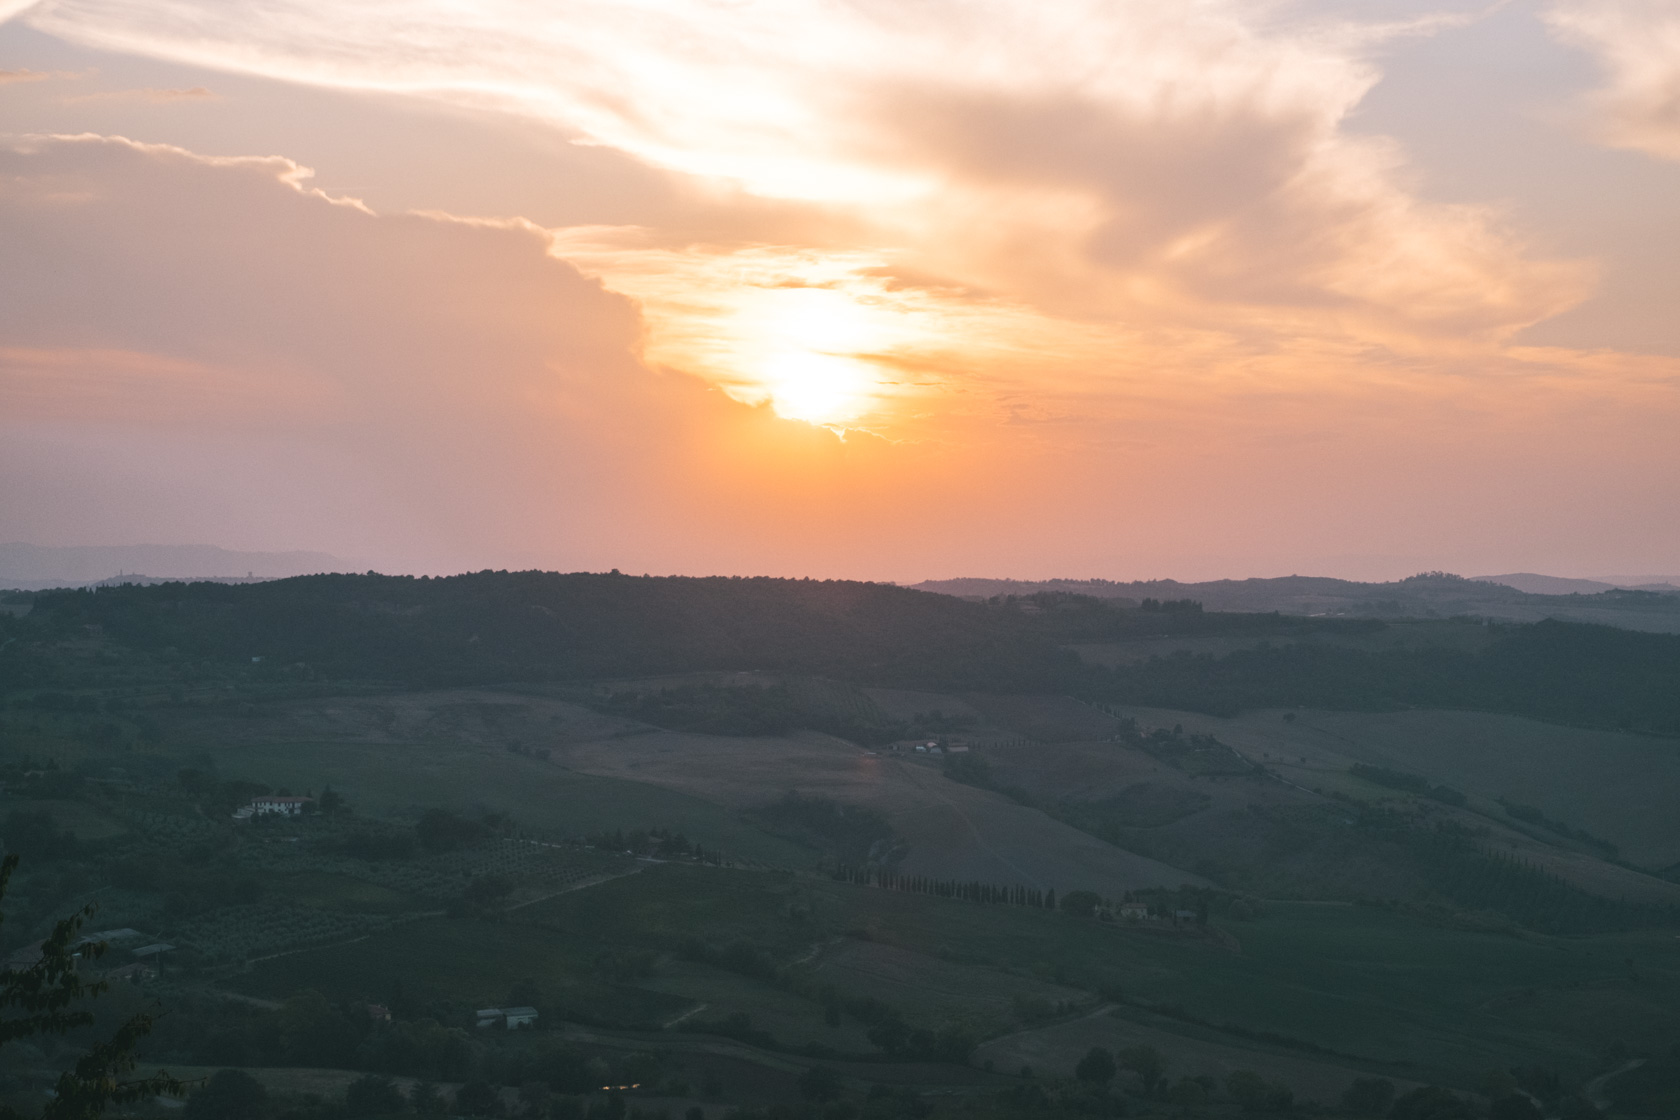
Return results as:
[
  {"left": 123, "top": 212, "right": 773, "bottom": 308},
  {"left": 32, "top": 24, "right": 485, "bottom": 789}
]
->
[
  {"left": 1120, "top": 1046, "right": 1165, "bottom": 1095},
  {"left": 1390, "top": 1086, "right": 1477, "bottom": 1120},
  {"left": 1340, "top": 1077, "right": 1395, "bottom": 1116},
  {"left": 1075, "top": 1047, "right": 1116, "bottom": 1087},
  {"left": 455, "top": 1081, "right": 500, "bottom": 1117},
  {"left": 1060, "top": 890, "right": 1102, "bottom": 918},
  {"left": 799, "top": 1066, "right": 842, "bottom": 1102},
  {"left": 184, "top": 1069, "right": 268, "bottom": 1120},
  {"left": 345, "top": 1074, "right": 407, "bottom": 1117},
  {"left": 1490, "top": 1095, "right": 1543, "bottom": 1120},
  {"left": 416, "top": 808, "right": 488, "bottom": 853}
]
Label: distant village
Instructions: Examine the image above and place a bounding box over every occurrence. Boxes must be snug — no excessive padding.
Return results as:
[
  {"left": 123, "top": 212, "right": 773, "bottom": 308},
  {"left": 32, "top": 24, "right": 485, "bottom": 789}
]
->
[
  {"left": 888, "top": 738, "right": 969, "bottom": 755},
  {"left": 230, "top": 793, "right": 314, "bottom": 820}
]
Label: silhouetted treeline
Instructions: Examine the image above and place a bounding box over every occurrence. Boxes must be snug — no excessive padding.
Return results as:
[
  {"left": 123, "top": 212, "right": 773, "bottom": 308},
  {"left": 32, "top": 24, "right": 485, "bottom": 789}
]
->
[
  {"left": 10, "top": 573, "right": 1680, "bottom": 735},
  {"left": 1096, "top": 620, "right": 1680, "bottom": 733},
  {"left": 13, "top": 572, "right": 1079, "bottom": 693},
  {"left": 832, "top": 863, "right": 1056, "bottom": 909},
  {"left": 1412, "top": 827, "right": 1677, "bottom": 935},
  {"left": 1349, "top": 764, "right": 1466, "bottom": 806},
  {"left": 749, "top": 792, "right": 901, "bottom": 866}
]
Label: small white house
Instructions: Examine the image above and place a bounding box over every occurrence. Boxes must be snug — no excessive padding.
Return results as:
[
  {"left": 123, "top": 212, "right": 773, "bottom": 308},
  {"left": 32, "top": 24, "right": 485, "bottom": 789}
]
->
[
  {"left": 250, "top": 795, "right": 311, "bottom": 816},
  {"left": 475, "top": 1008, "right": 503, "bottom": 1028}
]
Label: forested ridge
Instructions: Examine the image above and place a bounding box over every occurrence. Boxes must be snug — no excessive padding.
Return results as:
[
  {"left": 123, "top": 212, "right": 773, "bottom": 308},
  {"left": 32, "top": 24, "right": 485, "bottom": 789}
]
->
[{"left": 4, "top": 572, "right": 1679, "bottom": 734}]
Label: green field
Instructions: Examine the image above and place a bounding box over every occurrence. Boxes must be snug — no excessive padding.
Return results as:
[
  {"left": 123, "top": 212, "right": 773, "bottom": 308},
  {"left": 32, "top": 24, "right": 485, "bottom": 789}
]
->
[
  {"left": 185, "top": 733, "right": 817, "bottom": 868},
  {"left": 225, "top": 861, "right": 1680, "bottom": 1095},
  {"left": 1117, "top": 705, "right": 1680, "bottom": 872},
  {"left": 5, "top": 575, "right": 1680, "bottom": 1117}
]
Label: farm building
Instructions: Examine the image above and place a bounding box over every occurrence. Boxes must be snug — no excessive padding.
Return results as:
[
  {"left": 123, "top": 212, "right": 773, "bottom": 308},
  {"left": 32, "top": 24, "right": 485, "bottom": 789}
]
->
[
  {"left": 475, "top": 1006, "right": 539, "bottom": 1028},
  {"left": 105, "top": 961, "right": 157, "bottom": 983},
  {"left": 249, "top": 795, "right": 312, "bottom": 816}
]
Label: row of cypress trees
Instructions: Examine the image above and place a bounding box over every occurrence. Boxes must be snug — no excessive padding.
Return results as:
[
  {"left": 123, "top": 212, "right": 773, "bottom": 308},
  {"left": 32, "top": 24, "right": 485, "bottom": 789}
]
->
[{"left": 831, "top": 864, "right": 1056, "bottom": 909}]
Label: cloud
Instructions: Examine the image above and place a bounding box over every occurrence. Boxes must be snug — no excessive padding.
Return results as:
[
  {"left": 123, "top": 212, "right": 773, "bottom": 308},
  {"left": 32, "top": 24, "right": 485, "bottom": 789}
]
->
[
  {"left": 0, "top": 133, "right": 946, "bottom": 574},
  {"left": 0, "top": 134, "right": 665, "bottom": 568},
  {"left": 0, "top": 344, "right": 335, "bottom": 425},
  {"left": 21, "top": 1, "right": 1589, "bottom": 376},
  {"left": 0, "top": 0, "right": 40, "bottom": 25},
  {"left": 1548, "top": 0, "right": 1680, "bottom": 161},
  {"left": 5, "top": 14, "right": 1677, "bottom": 578},
  {"left": 0, "top": 68, "right": 54, "bottom": 84},
  {"left": 66, "top": 85, "right": 218, "bottom": 103}
]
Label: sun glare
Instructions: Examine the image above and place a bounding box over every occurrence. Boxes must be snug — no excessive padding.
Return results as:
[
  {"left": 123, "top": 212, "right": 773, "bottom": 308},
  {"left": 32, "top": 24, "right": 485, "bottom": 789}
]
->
[
  {"left": 763, "top": 351, "right": 871, "bottom": 423},
  {"left": 545, "top": 237, "right": 979, "bottom": 428}
]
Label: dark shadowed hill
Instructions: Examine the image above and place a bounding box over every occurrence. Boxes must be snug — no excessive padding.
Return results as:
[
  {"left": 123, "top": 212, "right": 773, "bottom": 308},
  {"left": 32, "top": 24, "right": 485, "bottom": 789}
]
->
[
  {"left": 10, "top": 572, "right": 1077, "bottom": 692},
  {"left": 913, "top": 571, "right": 1680, "bottom": 632},
  {"left": 5, "top": 572, "right": 1680, "bottom": 734}
]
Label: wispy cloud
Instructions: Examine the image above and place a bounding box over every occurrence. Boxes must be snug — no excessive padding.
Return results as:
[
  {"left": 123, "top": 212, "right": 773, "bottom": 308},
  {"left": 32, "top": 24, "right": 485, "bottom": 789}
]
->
[
  {"left": 66, "top": 85, "right": 218, "bottom": 103},
  {"left": 1, "top": 132, "right": 1675, "bottom": 578},
  {"left": 0, "top": 67, "right": 56, "bottom": 84},
  {"left": 1547, "top": 0, "right": 1680, "bottom": 161},
  {"left": 22, "top": 2, "right": 1589, "bottom": 398}
]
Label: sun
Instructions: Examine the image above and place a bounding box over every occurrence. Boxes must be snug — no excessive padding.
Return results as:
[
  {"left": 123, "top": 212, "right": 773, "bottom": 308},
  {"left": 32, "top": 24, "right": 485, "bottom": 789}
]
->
[
  {"left": 746, "top": 287, "right": 891, "bottom": 423},
  {"left": 764, "top": 350, "right": 870, "bottom": 423}
]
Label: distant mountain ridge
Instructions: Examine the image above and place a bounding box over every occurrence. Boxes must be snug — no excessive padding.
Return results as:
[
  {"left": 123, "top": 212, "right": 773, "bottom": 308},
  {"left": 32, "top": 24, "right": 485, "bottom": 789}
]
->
[
  {"left": 0, "top": 543, "right": 349, "bottom": 590},
  {"left": 1471, "top": 572, "right": 1680, "bottom": 595},
  {"left": 910, "top": 572, "right": 1680, "bottom": 633},
  {"left": 12, "top": 570, "right": 1680, "bottom": 734}
]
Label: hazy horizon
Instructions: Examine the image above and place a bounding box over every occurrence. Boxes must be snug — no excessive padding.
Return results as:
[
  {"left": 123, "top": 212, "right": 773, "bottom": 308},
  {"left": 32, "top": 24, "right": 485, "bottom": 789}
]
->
[
  {"left": 4, "top": 539, "right": 1678, "bottom": 592},
  {"left": 4, "top": 0, "right": 1677, "bottom": 586}
]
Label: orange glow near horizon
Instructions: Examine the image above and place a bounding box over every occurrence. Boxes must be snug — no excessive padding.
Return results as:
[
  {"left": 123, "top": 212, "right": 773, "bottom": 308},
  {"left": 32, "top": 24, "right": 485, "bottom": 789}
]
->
[
  {"left": 4, "top": 3, "right": 1680, "bottom": 578},
  {"left": 546, "top": 237, "right": 953, "bottom": 427}
]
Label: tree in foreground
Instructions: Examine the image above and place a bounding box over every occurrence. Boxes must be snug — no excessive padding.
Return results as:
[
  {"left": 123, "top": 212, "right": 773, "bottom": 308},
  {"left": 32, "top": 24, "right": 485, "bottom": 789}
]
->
[
  {"left": 0, "top": 852, "right": 184, "bottom": 1119},
  {"left": 455, "top": 1080, "right": 500, "bottom": 1116},
  {"left": 797, "top": 1065, "right": 842, "bottom": 1102},
  {"left": 345, "top": 1073, "right": 407, "bottom": 1117},
  {"left": 1340, "top": 1077, "right": 1395, "bottom": 1116},
  {"left": 1074, "top": 1047, "right": 1116, "bottom": 1088},
  {"left": 1389, "top": 1085, "right": 1477, "bottom": 1120},
  {"left": 1489, "top": 1094, "right": 1543, "bottom": 1120},
  {"left": 1168, "top": 1076, "right": 1209, "bottom": 1115},
  {"left": 1118, "top": 1045, "right": 1166, "bottom": 1096},
  {"left": 1224, "top": 1070, "right": 1292, "bottom": 1114},
  {"left": 182, "top": 1070, "right": 266, "bottom": 1120}
]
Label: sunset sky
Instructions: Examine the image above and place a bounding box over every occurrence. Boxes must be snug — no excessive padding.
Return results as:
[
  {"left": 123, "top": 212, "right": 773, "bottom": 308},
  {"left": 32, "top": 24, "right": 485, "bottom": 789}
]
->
[{"left": 3, "top": 0, "right": 1678, "bottom": 582}]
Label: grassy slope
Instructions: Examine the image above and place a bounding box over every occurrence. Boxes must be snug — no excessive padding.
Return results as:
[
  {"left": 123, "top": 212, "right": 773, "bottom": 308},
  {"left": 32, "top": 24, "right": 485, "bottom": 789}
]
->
[
  {"left": 232, "top": 863, "right": 1680, "bottom": 1094},
  {"left": 1122, "top": 705, "right": 1680, "bottom": 872},
  {"left": 554, "top": 725, "right": 1205, "bottom": 892},
  {"left": 190, "top": 735, "right": 814, "bottom": 868}
]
